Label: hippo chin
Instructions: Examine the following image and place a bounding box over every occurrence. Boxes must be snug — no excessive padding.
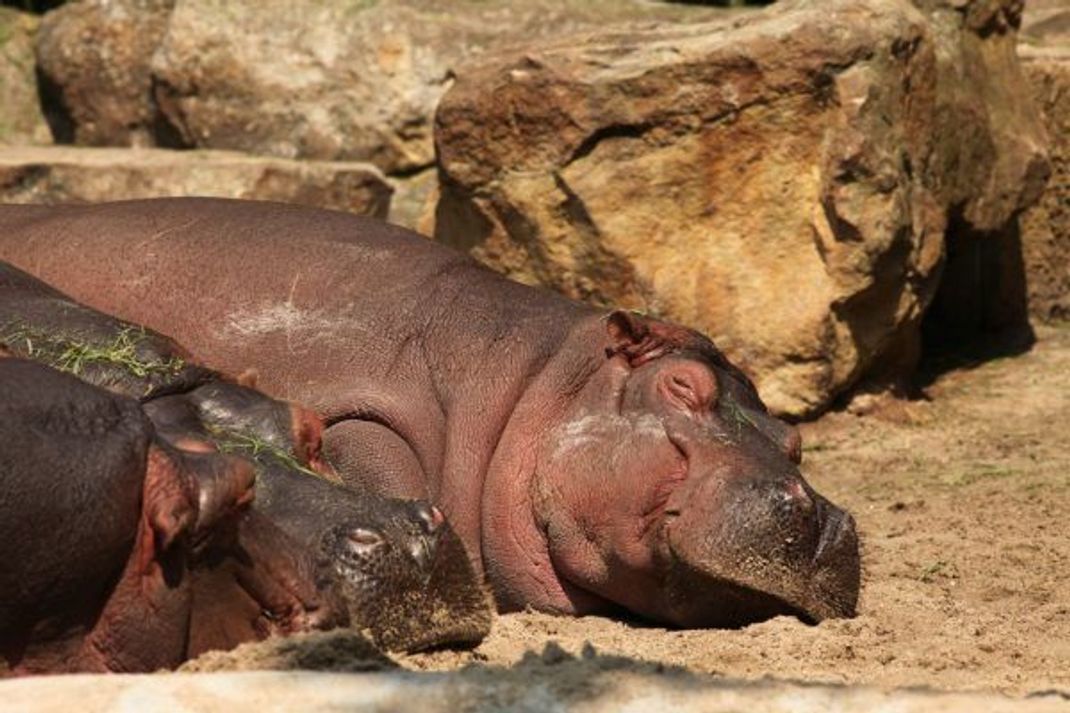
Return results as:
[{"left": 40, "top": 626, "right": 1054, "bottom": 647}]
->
[{"left": 0, "top": 198, "right": 861, "bottom": 627}]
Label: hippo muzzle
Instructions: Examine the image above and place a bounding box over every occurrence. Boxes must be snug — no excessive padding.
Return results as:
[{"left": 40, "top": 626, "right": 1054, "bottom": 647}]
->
[{"left": 661, "top": 465, "right": 861, "bottom": 627}]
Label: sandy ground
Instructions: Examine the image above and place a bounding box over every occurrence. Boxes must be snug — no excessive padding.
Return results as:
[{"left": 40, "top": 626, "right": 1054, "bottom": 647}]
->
[{"left": 390, "top": 323, "right": 1070, "bottom": 695}]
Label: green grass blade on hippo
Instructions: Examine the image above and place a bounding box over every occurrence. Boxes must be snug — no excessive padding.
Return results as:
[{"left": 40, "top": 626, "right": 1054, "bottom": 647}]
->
[
  {"left": 0, "top": 323, "right": 195, "bottom": 399},
  {"left": 0, "top": 260, "right": 215, "bottom": 400}
]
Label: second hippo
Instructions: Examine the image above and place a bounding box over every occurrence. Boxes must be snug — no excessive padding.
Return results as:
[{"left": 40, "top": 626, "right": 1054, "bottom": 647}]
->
[{"left": 145, "top": 381, "right": 493, "bottom": 653}]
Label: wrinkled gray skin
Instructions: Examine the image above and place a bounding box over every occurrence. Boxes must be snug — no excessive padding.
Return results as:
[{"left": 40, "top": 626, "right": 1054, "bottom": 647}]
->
[
  {"left": 144, "top": 382, "right": 493, "bottom": 652},
  {"left": 0, "top": 198, "right": 861, "bottom": 627}
]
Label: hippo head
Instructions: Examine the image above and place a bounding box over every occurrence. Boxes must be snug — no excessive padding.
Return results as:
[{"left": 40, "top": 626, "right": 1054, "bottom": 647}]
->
[
  {"left": 147, "top": 380, "right": 493, "bottom": 653},
  {"left": 527, "top": 311, "right": 860, "bottom": 627},
  {"left": 315, "top": 497, "right": 493, "bottom": 652}
]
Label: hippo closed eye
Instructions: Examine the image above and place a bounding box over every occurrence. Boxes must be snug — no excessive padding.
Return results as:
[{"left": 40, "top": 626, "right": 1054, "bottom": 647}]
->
[{"left": 0, "top": 198, "right": 861, "bottom": 627}]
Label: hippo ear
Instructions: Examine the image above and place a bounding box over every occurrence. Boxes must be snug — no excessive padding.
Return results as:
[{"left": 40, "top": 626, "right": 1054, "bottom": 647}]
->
[
  {"left": 604, "top": 310, "right": 694, "bottom": 367},
  {"left": 236, "top": 368, "right": 259, "bottom": 388}
]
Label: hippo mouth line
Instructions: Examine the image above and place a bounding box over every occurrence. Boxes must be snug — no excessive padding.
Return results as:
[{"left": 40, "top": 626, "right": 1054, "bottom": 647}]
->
[
  {"left": 549, "top": 551, "right": 815, "bottom": 629},
  {"left": 236, "top": 563, "right": 336, "bottom": 637}
]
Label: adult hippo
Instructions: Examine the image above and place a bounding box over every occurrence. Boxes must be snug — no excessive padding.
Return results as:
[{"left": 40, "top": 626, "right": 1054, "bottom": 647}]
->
[{"left": 0, "top": 198, "right": 860, "bottom": 627}]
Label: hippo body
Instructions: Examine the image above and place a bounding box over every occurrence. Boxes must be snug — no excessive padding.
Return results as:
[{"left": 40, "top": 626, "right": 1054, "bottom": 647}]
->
[
  {"left": 0, "top": 260, "right": 215, "bottom": 400},
  {"left": 0, "top": 359, "right": 258, "bottom": 674},
  {"left": 0, "top": 198, "right": 861, "bottom": 626}
]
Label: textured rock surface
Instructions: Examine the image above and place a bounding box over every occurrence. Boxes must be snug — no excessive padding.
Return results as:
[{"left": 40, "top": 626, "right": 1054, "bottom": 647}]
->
[
  {"left": 910, "top": 0, "right": 1048, "bottom": 233},
  {"left": 1019, "top": 42, "right": 1069, "bottom": 322},
  {"left": 2, "top": 666, "right": 1066, "bottom": 713},
  {"left": 34, "top": 0, "right": 175, "bottom": 147},
  {"left": 0, "top": 146, "right": 391, "bottom": 217},
  {"left": 0, "top": 8, "right": 49, "bottom": 146},
  {"left": 33, "top": 0, "right": 733, "bottom": 176},
  {"left": 433, "top": 0, "right": 940, "bottom": 417},
  {"left": 911, "top": 0, "right": 1049, "bottom": 350},
  {"left": 431, "top": 0, "right": 1049, "bottom": 416}
]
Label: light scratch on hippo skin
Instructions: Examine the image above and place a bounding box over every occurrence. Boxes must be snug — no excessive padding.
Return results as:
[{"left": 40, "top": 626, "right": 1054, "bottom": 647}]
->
[
  {"left": 134, "top": 217, "right": 204, "bottom": 253},
  {"left": 285, "top": 272, "right": 302, "bottom": 354},
  {"left": 550, "top": 412, "right": 668, "bottom": 462},
  {"left": 224, "top": 303, "right": 339, "bottom": 342}
]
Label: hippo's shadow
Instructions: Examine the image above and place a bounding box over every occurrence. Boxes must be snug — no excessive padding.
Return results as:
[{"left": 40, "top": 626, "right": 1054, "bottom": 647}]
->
[{"left": 181, "top": 628, "right": 396, "bottom": 673}]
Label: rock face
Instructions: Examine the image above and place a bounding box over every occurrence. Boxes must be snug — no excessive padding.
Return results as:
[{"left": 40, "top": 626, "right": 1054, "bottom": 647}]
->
[
  {"left": 430, "top": 0, "right": 1049, "bottom": 417},
  {"left": 33, "top": 0, "right": 731, "bottom": 177},
  {"left": 0, "top": 8, "right": 50, "bottom": 146},
  {"left": 1019, "top": 39, "right": 1069, "bottom": 322},
  {"left": 914, "top": 0, "right": 1050, "bottom": 350},
  {"left": 35, "top": 0, "right": 175, "bottom": 147},
  {"left": 0, "top": 146, "right": 391, "bottom": 217}
]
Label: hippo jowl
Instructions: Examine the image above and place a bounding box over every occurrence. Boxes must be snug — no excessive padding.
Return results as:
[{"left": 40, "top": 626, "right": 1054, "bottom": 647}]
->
[{"left": 0, "top": 198, "right": 861, "bottom": 627}]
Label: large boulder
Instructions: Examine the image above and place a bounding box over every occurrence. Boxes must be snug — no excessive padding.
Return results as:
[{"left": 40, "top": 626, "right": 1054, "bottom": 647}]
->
[
  {"left": 34, "top": 0, "right": 175, "bottom": 147},
  {"left": 913, "top": 0, "right": 1049, "bottom": 351},
  {"left": 430, "top": 0, "right": 1049, "bottom": 417},
  {"left": 33, "top": 0, "right": 732, "bottom": 177},
  {"left": 1018, "top": 13, "right": 1069, "bottom": 322},
  {"left": 0, "top": 146, "right": 391, "bottom": 217},
  {"left": 0, "top": 8, "right": 50, "bottom": 146}
]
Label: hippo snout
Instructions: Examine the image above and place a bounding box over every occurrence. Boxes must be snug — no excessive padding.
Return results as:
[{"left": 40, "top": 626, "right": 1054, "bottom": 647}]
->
[{"left": 659, "top": 466, "right": 861, "bottom": 628}]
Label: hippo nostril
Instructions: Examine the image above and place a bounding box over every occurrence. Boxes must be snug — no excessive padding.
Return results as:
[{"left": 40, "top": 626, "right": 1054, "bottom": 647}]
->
[
  {"left": 413, "top": 502, "right": 445, "bottom": 536},
  {"left": 410, "top": 536, "right": 437, "bottom": 573},
  {"left": 347, "top": 528, "right": 384, "bottom": 552}
]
